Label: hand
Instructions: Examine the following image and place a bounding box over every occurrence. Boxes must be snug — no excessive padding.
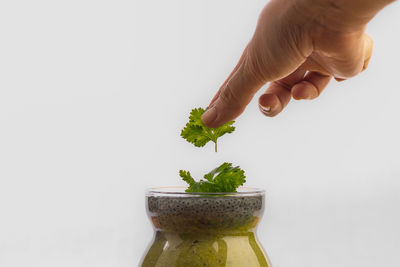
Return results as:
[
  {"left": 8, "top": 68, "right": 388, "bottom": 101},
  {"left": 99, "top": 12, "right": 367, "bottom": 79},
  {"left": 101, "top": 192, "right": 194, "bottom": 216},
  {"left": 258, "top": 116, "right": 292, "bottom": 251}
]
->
[{"left": 202, "top": 0, "right": 394, "bottom": 127}]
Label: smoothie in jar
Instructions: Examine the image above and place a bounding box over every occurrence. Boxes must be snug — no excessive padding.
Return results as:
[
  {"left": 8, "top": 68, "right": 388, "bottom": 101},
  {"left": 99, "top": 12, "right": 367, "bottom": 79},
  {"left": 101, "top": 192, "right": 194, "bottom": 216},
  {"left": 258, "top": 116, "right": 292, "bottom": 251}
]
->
[{"left": 140, "top": 187, "right": 270, "bottom": 267}]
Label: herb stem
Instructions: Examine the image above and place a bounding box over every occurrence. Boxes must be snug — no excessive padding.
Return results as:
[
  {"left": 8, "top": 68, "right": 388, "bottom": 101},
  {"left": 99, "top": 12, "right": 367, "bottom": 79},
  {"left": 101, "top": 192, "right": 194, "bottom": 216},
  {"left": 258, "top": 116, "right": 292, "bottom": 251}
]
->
[{"left": 215, "top": 141, "right": 217, "bottom": 152}]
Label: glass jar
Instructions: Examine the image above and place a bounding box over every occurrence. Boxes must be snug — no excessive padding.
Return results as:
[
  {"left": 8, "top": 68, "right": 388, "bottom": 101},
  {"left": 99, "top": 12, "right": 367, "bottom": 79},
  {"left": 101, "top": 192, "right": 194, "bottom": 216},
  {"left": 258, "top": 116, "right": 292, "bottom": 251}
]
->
[{"left": 140, "top": 186, "right": 271, "bottom": 267}]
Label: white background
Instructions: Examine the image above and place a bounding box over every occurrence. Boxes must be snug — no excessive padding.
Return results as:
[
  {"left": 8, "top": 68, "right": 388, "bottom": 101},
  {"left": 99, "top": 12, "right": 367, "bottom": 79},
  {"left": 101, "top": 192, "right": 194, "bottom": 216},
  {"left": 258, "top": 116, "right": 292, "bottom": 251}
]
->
[{"left": 0, "top": 0, "right": 399, "bottom": 266}]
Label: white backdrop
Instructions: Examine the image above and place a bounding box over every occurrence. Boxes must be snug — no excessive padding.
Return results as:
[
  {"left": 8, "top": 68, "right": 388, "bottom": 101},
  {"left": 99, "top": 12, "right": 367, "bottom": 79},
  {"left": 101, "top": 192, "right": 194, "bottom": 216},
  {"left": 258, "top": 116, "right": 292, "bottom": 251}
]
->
[{"left": 0, "top": 0, "right": 399, "bottom": 266}]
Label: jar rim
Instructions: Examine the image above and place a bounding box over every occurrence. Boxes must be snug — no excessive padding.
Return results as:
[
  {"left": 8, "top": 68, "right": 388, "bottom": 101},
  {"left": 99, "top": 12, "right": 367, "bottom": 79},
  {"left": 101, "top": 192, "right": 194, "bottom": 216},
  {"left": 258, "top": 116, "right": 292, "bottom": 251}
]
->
[{"left": 146, "top": 186, "right": 265, "bottom": 197}]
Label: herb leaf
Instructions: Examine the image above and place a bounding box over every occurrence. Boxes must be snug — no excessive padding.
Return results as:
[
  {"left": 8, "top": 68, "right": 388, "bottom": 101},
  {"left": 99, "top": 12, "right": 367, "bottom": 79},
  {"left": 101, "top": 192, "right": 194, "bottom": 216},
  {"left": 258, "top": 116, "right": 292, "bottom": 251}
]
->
[
  {"left": 180, "top": 108, "right": 235, "bottom": 152},
  {"left": 179, "top": 170, "right": 196, "bottom": 187},
  {"left": 180, "top": 162, "right": 246, "bottom": 193}
]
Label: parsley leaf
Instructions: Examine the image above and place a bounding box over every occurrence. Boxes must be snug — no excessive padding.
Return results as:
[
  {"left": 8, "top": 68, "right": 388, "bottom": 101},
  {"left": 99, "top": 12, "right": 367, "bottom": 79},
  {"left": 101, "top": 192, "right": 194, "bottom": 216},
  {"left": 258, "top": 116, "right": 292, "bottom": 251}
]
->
[
  {"left": 180, "top": 162, "right": 246, "bottom": 193},
  {"left": 180, "top": 108, "right": 235, "bottom": 152}
]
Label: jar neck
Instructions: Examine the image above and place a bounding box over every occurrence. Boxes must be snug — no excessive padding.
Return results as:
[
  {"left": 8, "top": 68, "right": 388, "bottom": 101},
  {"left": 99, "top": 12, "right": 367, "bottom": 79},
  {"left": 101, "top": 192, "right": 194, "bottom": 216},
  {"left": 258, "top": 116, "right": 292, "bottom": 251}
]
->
[
  {"left": 154, "top": 227, "right": 258, "bottom": 236},
  {"left": 154, "top": 229, "right": 258, "bottom": 241}
]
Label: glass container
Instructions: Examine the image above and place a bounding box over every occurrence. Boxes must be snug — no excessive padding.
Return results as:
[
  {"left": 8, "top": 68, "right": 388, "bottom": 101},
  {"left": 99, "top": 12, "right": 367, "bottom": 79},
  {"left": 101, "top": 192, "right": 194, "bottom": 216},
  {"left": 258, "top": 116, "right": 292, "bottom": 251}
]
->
[{"left": 140, "top": 186, "right": 271, "bottom": 267}]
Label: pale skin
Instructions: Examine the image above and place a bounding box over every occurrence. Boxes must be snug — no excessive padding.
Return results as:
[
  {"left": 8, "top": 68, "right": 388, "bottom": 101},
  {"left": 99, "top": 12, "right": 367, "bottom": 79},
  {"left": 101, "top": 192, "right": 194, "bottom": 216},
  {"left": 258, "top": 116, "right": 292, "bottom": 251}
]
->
[{"left": 201, "top": 0, "right": 396, "bottom": 128}]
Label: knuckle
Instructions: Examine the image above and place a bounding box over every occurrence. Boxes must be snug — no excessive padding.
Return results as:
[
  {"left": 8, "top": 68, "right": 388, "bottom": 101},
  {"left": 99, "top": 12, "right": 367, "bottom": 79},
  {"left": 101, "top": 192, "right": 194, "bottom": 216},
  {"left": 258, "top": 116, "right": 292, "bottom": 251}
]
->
[
  {"left": 274, "top": 80, "right": 293, "bottom": 91},
  {"left": 219, "top": 84, "right": 239, "bottom": 105},
  {"left": 242, "top": 47, "right": 268, "bottom": 85},
  {"left": 218, "top": 84, "right": 246, "bottom": 113}
]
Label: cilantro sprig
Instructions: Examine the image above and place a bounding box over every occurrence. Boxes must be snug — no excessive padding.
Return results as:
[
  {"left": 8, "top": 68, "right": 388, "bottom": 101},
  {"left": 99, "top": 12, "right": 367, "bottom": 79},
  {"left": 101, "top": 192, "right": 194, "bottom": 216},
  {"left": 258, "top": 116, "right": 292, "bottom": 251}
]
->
[
  {"left": 180, "top": 108, "right": 235, "bottom": 152},
  {"left": 180, "top": 162, "right": 246, "bottom": 193}
]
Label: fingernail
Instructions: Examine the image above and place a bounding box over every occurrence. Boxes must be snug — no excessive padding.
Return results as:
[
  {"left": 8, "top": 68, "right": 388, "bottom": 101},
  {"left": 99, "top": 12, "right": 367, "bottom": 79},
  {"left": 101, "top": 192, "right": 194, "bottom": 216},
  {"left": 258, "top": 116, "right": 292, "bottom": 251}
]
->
[
  {"left": 294, "top": 92, "right": 313, "bottom": 100},
  {"left": 304, "top": 93, "right": 313, "bottom": 100},
  {"left": 201, "top": 106, "right": 217, "bottom": 126},
  {"left": 335, "top": 77, "right": 346, "bottom": 82},
  {"left": 259, "top": 104, "right": 271, "bottom": 113}
]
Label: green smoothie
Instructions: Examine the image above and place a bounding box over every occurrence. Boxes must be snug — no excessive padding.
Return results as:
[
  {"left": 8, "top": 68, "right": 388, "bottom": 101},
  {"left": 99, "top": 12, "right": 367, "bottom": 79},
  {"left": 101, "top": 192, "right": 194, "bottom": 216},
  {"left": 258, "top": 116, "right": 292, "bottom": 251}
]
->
[{"left": 140, "top": 188, "right": 270, "bottom": 267}]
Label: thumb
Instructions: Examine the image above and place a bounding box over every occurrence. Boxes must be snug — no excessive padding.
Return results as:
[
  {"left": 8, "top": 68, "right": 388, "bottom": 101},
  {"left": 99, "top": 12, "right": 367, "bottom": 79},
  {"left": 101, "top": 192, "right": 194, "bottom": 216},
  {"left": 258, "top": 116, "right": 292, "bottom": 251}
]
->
[{"left": 201, "top": 48, "right": 264, "bottom": 128}]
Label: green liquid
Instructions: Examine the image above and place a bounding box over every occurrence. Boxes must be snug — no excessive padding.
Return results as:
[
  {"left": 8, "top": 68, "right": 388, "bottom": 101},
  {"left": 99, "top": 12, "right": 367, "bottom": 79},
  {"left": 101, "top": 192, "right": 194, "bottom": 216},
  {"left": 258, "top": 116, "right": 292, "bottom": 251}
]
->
[{"left": 141, "top": 230, "right": 270, "bottom": 267}]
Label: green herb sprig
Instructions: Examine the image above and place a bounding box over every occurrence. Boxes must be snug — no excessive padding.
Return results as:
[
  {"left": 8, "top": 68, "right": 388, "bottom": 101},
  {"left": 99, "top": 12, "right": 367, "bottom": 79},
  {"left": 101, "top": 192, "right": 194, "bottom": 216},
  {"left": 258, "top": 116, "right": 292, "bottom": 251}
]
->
[
  {"left": 180, "top": 162, "right": 246, "bottom": 193},
  {"left": 180, "top": 108, "right": 235, "bottom": 152}
]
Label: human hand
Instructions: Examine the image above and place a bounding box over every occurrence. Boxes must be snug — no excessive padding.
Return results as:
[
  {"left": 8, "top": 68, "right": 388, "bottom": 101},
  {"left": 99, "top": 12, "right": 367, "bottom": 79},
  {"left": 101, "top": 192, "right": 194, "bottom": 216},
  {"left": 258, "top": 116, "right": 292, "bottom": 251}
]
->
[{"left": 202, "top": 0, "right": 395, "bottom": 127}]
